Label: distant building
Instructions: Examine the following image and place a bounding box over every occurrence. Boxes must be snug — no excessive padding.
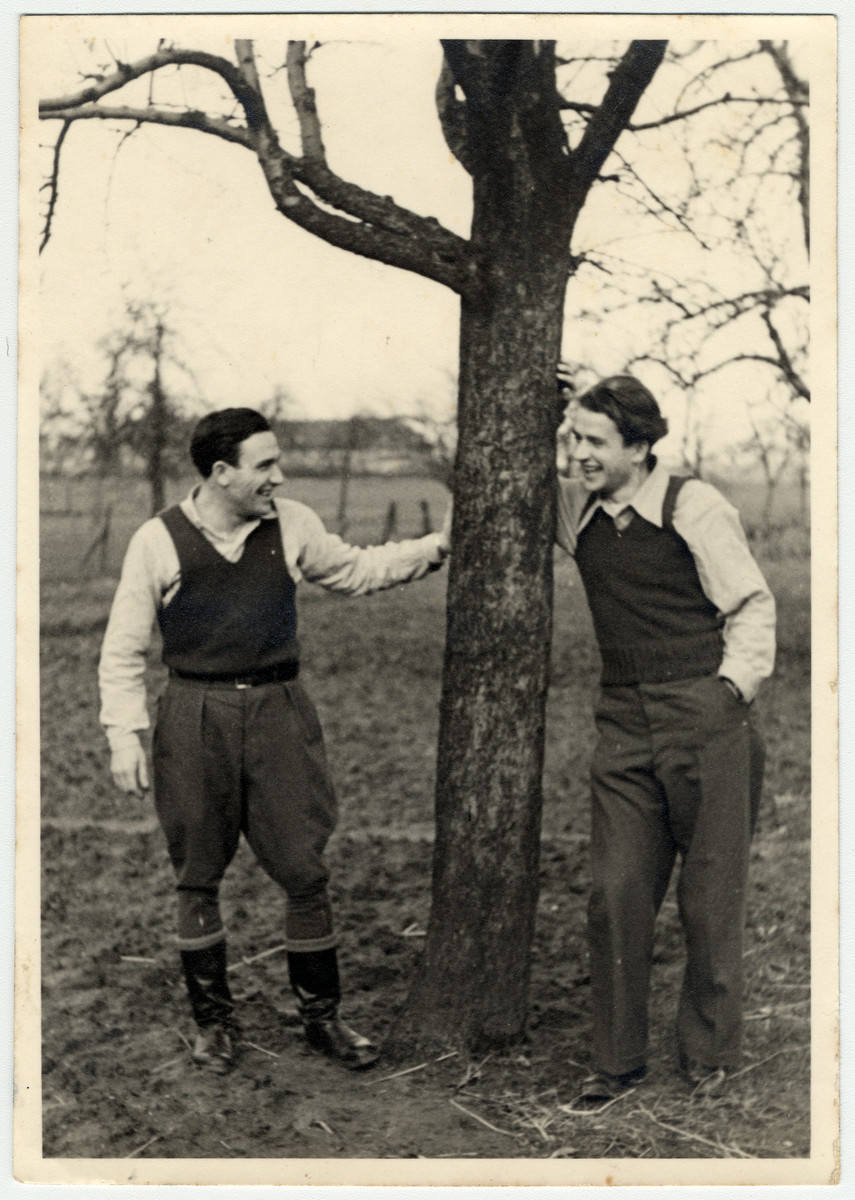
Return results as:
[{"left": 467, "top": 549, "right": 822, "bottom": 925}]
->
[{"left": 273, "top": 416, "right": 436, "bottom": 477}]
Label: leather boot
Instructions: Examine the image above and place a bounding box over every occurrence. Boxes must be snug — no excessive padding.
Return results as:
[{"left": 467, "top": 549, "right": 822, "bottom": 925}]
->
[
  {"left": 181, "top": 942, "right": 236, "bottom": 1074},
  {"left": 287, "top": 948, "right": 379, "bottom": 1070}
]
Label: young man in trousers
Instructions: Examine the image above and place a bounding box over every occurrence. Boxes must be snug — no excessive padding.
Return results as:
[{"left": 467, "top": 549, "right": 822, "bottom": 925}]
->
[
  {"left": 99, "top": 407, "right": 449, "bottom": 1074},
  {"left": 556, "top": 376, "right": 775, "bottom": 1102}
]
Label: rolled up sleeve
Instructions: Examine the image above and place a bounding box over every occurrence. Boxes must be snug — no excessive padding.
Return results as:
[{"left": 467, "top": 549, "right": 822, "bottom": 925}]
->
[
  {"left": 277, "top": 499, "right": 447, "bottom": 597},
  {"left": 98, "top": 521, "right": 174, "bottom": 753},
  {"left": 674, "top": 481, "right": 776, "bottom": 703}
]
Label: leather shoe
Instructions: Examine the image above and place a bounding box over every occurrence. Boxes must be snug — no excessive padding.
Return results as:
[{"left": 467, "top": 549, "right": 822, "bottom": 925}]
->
[
  {"left": 575, "top": 1065, "right": 646, "bottom": 1106},
  {"left": 192, "top": 1024, "right": 235, "bottom": 1075},
  {"left": 304, "top": 1012, "right": 379, "bottom": 1070}
]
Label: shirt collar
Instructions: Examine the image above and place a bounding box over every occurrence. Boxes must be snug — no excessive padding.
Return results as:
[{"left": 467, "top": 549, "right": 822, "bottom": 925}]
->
[
  {"left": 578, "top": 459, "right": 671, "bottom": 533},
  {"left": 180, "top": 487, "right": 263, "bottom": 547}
]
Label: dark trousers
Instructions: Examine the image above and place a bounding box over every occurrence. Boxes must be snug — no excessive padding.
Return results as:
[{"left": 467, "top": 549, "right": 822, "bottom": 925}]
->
[
  {"left": 152, "top": 676, "right": 338, "bottom": 952},
  {"left": 587, "top": 673, "right": 765, "bottom": 1076}
]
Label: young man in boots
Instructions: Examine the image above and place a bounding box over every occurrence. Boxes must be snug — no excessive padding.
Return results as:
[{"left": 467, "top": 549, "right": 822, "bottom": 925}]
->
[
  {"left": 556, "top": 376, "right": 775, "bottom": 1102},
  {"left": 99, "top": 407, "right": 450, "bottom": 1074}
]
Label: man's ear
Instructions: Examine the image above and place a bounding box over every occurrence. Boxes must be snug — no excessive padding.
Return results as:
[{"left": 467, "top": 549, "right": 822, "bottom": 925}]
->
[
  {"left": 630, "top": 440, "right": 650, "bottom": 465},
  {"left": 210, "top": 460, "right": 233, "bottom": 487}
]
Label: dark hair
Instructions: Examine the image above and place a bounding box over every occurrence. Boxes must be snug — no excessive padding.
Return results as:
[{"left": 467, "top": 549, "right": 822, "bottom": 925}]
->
[
  {"left": 190, "top": 408, "right": 272, "bottom": 478},
  {"left": 577, "top": 376, "right": 668, "bottom": 453}
]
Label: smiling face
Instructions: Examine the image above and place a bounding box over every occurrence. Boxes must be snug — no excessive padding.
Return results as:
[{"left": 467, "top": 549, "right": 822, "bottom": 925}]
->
[
  {"left": 570, "top": 407, "right": 649, "bottom": 503},
  {"left": 216, "top": 430, "right": 285, "bottom": 520}
]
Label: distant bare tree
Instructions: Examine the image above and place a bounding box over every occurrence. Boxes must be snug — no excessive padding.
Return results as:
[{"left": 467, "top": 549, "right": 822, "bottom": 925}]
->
[
  {"left": 564, "top": 42, "right": 809, "bottom": 471},
  {"left": 41, "top": 301, "right": 201, "bottom": 516},
  {"left": 739, "top": 389, "right": 805, "bottom": 529}
]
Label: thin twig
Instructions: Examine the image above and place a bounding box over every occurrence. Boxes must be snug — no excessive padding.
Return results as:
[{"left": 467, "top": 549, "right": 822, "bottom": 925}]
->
[
  {"left": 40, "top": 119, "right": 70, "bottom": 253},
  {"left": 369, "top": 1060, "right": 430, "bottom": 1085},
  {"left": 120, "top": 955, "right": 157, "bottom": 964},
  {"left": 559, "top": 1088, "right": 637, "bottom": 1118},
  {"left": 226, "top": 943, "right": 289, "bottom": 973},
  {"left": 125, "top": 1133, "right": 160, "bottom": 1159},
  {"left": 173, "top": 1027, "right": 194, "bottom": 1052},
  {"left": 366, "top": 1050, "right": 457, "bottom": 1086},
  {"left": 240, "top": 1039, "right": 280, "bottom": 1060},
  {"left": 728, "top": 1045, "right": 806, "bottom": 1081},
  {"left": 636, "top": 1104, "right": 753, "bottom": 1158},
  {"left": 150, "top": 1056, "right": 184, "bottom": 1074},
  {"left": 449, "top": 1097, "right": 519, "bottom": 1139}
]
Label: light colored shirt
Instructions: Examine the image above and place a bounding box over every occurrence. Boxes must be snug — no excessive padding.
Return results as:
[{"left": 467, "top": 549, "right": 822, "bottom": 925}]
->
[
  {"left": 556, "top": 462, "right": 776, "bottom": 702},
  {"left": 99, "top": 490, "right": 448, "bottom": 753}
]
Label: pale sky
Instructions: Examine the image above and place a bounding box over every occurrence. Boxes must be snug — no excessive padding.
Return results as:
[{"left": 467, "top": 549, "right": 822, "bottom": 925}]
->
[{"left": 31, "top": 17, "right": 812, "bottom": 460}]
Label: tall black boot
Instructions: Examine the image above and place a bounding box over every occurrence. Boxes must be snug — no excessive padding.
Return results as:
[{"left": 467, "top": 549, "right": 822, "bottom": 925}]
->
[
  {"left": 287, "top": 948, "right": 379, "bottom": 1070},
  {"left": 181, "top": 942, "right": 236, "bottom": 1074}
]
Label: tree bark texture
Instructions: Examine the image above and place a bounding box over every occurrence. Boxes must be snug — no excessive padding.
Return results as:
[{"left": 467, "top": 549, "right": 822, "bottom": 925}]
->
[{"left": 387, "top": 43, "right": 576, "bottom": 1055}]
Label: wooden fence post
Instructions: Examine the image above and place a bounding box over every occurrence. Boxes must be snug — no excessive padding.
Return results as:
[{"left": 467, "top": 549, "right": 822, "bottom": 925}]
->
[
  {"left": 380, "top": 500, "right": 398, "bottom": 543},
  {"left": 420, "top": 499, "right": 433, "bottom": 535},
  {"left": 81, "top": 504, "right": 112, "bottom": 576}
]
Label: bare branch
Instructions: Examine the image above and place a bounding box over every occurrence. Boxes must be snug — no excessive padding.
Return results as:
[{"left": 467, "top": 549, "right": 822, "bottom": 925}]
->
[
  {"left": 628, "top": 94, "right": 808, "bottom": 133},
  {"left": 627, "top": 354, "right": 696, "bottom": 390},
  {"left": 435, "top": 54, "right": 473, "bottom": 175},
  {"left": 673, "top": 47, "right": 766, "bottom": 109},
  {"left": 438, "top": 40, "right": 487, "bottom": 100},
  {"left": 651, "top": 285, "right": 809, "bottom": 324},
  {"left": 279, "top": 42, "right": 468, "bottom": 273},
  {"left": 40, "top": 102, "right": 252, "bottom": 147},
  {"left": 568, "top": 41, "right": 667, "bottom": 199},
  {"left": 760, "top": 308, "right": 810, "bottom": 400},
  {"left": 39, "top": 39, "right": 469, "bottom": 292},
  {"left": 285, "top": 41, "right": 326, "bottom": 163},
  {"left": 761, "top": 41, "right": 809, "bottom": 252},
  {"left": 40, "top": 120, "right": 71, "bottom": 254},
  {"left": 557, "top": 99, "right": 598, "bottom": 116},
  {"left": 40, "top": 48, "right": 248, "bottom": 113},
  {"left": 633, "top": 350, "right": 802, "bottom": 395},
  {"left": 610, "top": 148, "right": 712, "bottom": 250}
]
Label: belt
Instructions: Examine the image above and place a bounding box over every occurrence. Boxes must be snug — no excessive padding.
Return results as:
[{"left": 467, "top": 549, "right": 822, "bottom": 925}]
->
[{"left": 170, "top": 662, "right": 300, "bottom": 689}]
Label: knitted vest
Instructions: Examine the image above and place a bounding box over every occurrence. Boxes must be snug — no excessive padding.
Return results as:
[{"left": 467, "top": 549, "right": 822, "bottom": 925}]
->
[
  {"left": 157, "top": 506, "right": 299, "bottom": 676},
  {"left": 575, "top": 476, "right": 724, "bottom": 686}
]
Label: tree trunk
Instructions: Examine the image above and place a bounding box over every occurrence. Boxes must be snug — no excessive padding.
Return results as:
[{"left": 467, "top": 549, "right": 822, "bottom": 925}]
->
[
  {"left": 380, "top": 500, "right": 397, "bottom": 543},
  {"left": 387, "top": 46, "right": 577, "bottom": 1055},
  {"left": 799, "top": 460, "right": 809, "bottom": 522},
  {"left": 336, "top": 418, "right": 357, "bottom": 537},
  {"left": 762, "top": 474, "right": 777, "bottom": 530},
  {"left": 147, "top": 322, "right": 167, "bottom": 516}
]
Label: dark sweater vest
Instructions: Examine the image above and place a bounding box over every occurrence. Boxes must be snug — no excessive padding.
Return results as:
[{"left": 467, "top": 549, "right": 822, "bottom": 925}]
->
[
  {"left": 157, "top": 506, "right": 299, "bottom": 676},
  {"left": 575, "top": 476, "right": 724, "bottom": 686}
]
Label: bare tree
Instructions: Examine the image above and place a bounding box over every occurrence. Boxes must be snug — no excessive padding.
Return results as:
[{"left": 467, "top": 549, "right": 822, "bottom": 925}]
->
[
  {"left": 41, "top": 301, "right": 200, "bottom": 517},
  {"left": 40, "top": 37, "right": 688, "bottom": 1055},
  {"left": 334, "top": 414, "right": 371, "bottom": 537},
  {"left": 586, "top": 42, "right": 810, "bottom": 461},
  {"left": 738, "top": 387, "right": 809, "bottom": 530}
]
